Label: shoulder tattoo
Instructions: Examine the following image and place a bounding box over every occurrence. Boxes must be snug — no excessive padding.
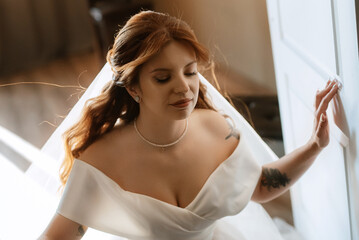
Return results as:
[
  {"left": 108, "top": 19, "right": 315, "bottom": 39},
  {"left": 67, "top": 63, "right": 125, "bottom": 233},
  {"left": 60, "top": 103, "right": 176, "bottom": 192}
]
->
[
  {"left": 76, "top": 225, "right": 85, "bottom": 236},
  {"left": 225, "top": 123, "right": 240, "bottom": 140},
  {"left": 261, "top": 168, "right": 291, "bottom": 191}
]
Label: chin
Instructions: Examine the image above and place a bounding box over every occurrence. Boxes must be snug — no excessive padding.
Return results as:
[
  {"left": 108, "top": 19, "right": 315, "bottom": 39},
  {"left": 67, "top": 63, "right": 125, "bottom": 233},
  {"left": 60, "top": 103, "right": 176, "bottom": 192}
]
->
[
  {"left": 171, "top": 110, "right": 191, "bottom": 120},
  {"left": 171, "top": 106, "right": 194, "bottom": 120},
  {"left": 167, "top": 99, "right": 197, "bottom": 120}
]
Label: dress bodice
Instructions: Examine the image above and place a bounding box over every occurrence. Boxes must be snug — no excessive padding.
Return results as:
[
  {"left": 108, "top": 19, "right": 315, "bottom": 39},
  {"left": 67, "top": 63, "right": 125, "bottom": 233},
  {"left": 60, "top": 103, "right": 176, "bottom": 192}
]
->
[{"left": 57, "top": 134, "right": 262, "bottom": 240}]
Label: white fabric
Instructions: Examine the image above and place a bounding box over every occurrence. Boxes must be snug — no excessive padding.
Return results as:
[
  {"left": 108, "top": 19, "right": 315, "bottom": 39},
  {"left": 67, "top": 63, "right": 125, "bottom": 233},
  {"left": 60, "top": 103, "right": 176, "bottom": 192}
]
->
[
  {"left": 0, "top": 153, "right": 58, "bottom": 240},
  {"left": 25, "top": 63, "right": 289, "bottom": 239},
  {"left": 57, "top": 133, "right": 281, "bottom": 239}
]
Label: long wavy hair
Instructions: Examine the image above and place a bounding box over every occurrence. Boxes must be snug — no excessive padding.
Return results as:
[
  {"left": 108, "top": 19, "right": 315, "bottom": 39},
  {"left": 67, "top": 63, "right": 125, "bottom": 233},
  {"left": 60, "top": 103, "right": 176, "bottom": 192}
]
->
[{"left": 59, "top": 11, "right": 225, "bottom": 190}]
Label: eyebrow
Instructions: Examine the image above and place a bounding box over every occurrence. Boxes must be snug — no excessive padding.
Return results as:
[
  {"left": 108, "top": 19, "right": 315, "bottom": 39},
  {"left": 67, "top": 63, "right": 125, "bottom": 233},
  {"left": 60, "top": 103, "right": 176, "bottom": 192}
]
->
[{"left": 150, "top": 60, "right": 197, "bottom": 73}]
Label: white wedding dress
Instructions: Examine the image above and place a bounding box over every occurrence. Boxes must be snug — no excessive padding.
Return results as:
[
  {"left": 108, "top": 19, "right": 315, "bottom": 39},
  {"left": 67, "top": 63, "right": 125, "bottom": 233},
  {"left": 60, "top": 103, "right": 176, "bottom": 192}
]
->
[
  {"left": 19, "top": 63, "right": 300, "bottom": 239},
  {"left": 57, "top": 130, "right": 283, "bottom": 240}
]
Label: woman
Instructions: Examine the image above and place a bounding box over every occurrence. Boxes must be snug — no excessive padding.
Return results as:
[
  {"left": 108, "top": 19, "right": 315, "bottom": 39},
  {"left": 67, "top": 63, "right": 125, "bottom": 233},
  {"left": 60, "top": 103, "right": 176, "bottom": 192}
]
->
[{"left": 39, "top": 11, "right": 339, "bottom": 239}]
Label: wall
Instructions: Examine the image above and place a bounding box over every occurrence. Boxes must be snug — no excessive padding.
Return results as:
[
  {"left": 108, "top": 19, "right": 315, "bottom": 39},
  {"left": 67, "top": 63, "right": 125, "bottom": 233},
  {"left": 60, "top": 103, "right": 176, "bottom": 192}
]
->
[
  {"left": 152, "top": 0, "right": 276, "bottom": 92},
  {"left": 0, "top": 0, "right": 93, "bottom": 76}
]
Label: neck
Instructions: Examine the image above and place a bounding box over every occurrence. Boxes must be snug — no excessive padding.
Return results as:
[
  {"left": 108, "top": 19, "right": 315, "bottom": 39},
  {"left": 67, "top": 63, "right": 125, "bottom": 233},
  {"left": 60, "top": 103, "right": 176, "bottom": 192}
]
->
[{"left": 135, "top": 115, "right": 188, "bottom": 146}]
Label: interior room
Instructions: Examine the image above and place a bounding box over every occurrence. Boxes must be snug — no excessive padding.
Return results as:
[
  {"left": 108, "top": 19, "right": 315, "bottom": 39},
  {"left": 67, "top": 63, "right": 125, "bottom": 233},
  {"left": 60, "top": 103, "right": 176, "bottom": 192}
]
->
[{"left": 1, "top": 0, "right": 358, "bottom": 239}]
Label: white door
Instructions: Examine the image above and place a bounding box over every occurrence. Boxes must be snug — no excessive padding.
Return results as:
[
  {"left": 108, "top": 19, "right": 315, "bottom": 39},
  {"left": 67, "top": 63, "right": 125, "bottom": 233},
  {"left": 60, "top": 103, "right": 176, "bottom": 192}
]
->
[{"left": 266, "top": 0, "right": 359, "bottom": 239}]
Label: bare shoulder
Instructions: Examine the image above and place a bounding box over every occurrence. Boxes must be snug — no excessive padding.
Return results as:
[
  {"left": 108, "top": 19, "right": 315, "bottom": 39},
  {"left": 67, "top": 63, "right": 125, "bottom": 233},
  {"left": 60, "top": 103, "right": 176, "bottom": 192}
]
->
[
  {"left": 191, "top": 108, "right": 240, "bottom": 141},
  {"left": 191, "top": 108, "right": 239, "bottom": 161},
  {"left": 77, "top": 122, "right": 131, "bottom": 168}
]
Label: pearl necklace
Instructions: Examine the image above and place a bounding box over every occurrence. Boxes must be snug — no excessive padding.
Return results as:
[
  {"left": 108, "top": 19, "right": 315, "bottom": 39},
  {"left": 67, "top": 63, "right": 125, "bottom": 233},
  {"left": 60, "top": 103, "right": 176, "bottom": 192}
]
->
[{"left": 134, "top": 119, "right": 188, "bottom": 149}]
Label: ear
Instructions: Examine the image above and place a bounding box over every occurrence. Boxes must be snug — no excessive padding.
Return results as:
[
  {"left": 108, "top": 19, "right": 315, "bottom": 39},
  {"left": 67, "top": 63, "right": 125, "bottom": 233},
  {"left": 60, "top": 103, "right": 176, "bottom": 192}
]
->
[{"left": 125, "top": 85, "right": 142, "bottom": 100}]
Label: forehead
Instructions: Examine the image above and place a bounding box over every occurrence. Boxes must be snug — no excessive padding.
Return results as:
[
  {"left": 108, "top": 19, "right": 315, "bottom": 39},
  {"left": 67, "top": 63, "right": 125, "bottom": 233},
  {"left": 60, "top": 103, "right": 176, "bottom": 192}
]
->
[{"left": 142, "top": 41, "right": 197, "bottom": 70}]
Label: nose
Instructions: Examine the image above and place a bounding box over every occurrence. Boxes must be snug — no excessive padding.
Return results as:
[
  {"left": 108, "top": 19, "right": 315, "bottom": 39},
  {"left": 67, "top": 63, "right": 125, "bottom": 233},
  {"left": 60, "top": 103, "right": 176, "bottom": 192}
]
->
[{"left": 173, "top": 75, "right": 190, "bottom": 93}]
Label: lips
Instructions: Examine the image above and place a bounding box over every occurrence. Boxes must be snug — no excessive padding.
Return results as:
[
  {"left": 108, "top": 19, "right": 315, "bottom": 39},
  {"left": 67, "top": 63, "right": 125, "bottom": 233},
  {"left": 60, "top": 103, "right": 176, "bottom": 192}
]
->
[{"left": 170, "top": 98, "right": 192, "bottom": 108}]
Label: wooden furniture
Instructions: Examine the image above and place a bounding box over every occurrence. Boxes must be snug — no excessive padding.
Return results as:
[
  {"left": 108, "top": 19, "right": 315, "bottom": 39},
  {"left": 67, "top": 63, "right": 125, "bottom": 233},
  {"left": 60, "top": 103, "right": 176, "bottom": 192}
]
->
[{"left": 231, "top": 95, "right": 282, "bottom": 140}]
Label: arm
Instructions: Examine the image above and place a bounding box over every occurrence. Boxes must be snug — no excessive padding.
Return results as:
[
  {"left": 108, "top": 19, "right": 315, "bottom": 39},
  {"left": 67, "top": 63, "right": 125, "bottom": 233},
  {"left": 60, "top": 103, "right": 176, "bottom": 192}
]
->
[
  {"left": 251, "top": 79, "right": 339, "bottom": 203},
  {"left": 38, "top": 213, "right": 88, "bottom": 240}
]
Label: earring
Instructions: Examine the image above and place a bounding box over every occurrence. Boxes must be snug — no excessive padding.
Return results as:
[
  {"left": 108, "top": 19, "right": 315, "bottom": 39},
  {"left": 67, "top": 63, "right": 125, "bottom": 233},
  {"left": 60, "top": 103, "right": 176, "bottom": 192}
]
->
[{"left": 134, "top": 96, "right": 141, "bottom": 103}]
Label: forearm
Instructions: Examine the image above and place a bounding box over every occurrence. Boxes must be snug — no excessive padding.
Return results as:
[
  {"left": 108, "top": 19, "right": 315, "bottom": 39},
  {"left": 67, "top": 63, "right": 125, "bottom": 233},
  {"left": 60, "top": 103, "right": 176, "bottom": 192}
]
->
[
  {"left": 251, "top": 79, "right": 339, "bottom": 203},
  {"left": 252, "top": 141, "right": 322, "bottom": 203}
]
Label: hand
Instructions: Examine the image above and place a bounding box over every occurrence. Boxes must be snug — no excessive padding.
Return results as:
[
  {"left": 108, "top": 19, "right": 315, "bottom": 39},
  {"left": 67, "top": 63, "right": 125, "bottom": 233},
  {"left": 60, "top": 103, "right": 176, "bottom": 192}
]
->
[{"left": 309, "top": 79, "right": 339, "bottom": 149}]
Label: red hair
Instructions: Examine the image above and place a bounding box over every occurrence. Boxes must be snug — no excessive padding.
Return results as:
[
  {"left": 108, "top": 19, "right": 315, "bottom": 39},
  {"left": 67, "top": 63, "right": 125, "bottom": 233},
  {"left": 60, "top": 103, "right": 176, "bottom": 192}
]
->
[{"left": 59, "top": 11, "right": 219, "bottom": 190}]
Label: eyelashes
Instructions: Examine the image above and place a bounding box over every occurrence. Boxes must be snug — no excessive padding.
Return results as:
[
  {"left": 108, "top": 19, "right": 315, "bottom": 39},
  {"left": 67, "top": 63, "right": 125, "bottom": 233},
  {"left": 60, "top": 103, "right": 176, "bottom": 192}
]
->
[
  {"left": 155, "top": 72, "right": 198, "bottom": 83},
  {"left": 186, "top": 71, "right": 198, "bottom": 76},
  {"left": 155, "top": 76, "right": 170, "bottom": 82}
]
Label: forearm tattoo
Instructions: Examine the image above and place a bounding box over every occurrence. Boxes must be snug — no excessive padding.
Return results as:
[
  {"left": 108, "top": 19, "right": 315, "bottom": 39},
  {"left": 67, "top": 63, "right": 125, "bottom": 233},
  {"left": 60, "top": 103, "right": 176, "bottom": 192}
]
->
[
  {"left": 76, "top": 225, "right": 85, "bottom": 237},
  {"left": 225, "top": 124, "right": 240, "bottom": 140},
  {"left": 261, "top": 168, "right": 291, "bottom": 191}
]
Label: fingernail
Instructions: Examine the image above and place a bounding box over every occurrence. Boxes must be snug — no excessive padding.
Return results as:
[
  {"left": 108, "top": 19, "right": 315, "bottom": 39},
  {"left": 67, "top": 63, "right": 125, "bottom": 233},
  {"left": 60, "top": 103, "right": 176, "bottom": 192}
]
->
[{"left": 337, "top": 82, "right": 343, "bottom": 91}]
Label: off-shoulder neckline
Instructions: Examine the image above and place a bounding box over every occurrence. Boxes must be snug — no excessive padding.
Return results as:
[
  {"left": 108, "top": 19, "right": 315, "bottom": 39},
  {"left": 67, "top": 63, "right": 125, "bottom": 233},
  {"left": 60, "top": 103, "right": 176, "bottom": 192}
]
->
[{"left": 74, "top": 136, "right": 243, "bottom": 211}]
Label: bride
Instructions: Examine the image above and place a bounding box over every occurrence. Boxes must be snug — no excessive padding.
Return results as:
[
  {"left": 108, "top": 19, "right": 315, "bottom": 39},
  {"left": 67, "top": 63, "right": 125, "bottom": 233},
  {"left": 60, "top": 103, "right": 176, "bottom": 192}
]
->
[{"left": 39, "top": 10, "right": 338, "bottom": 240}]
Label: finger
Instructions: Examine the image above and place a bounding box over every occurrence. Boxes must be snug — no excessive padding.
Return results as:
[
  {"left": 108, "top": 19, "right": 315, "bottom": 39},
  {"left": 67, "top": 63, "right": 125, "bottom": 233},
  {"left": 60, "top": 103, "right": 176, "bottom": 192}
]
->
[
  {"left": 316, "top": 113, "right": 328, "bottom": 136},
  {"left": 317, "top": 83, "right": 338, "bottom": 115},
  {"left": 325, "top": 79, "right": 332, "bottom": 87},
  {"left": 315, "top": 80, "right": 335, "bottom": 109},
  {"left": 316, "top": 83, "right": 339, "bottom": 118},
  {"left": 315, "top": 80, "right": 334, "bottom": 108},
  {"left": 314, "top": 110, "right": 329, "bottom": 132},
  {"left": 321, "top": 112, "right": 327, "bottom": 122}
]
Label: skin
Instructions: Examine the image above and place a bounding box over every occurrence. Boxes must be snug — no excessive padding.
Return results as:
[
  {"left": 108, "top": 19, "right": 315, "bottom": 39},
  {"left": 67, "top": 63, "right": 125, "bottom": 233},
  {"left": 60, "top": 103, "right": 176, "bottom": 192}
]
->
[
  {"left": 251, "top": 79, "right": 339, "bottom": 202},
  {"left": 38, "top": 215, "right": 87, "bottom": 240},
  {"left": 39, "top": 40, "right": 238, "bottom": 239},
  {"left": 126, "top": 40, "right": 200, "bottom": 144},
  {"left": 38, "top": 40, "right": 339, "bottom": 239}
]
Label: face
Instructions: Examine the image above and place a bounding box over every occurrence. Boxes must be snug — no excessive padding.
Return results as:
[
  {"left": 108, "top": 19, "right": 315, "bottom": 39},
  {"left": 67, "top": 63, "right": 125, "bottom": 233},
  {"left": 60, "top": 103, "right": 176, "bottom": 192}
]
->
[{"left": 131, "top": 41, "right": 199, "bottom": 121}]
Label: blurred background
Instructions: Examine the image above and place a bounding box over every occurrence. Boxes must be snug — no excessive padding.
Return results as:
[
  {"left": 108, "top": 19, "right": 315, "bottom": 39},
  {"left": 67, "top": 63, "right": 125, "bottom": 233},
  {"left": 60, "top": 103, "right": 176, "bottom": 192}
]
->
[{"left": 0, "top": 0, "right": 291, "bottom": 228}]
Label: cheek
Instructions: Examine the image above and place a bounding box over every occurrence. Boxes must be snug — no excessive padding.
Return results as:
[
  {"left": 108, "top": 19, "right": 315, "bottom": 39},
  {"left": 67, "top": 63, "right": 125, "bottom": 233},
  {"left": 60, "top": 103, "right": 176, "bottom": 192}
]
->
[
  {"left": 192, "top": 79, "right": 200, "bottom": 97},
  {"left": 150, "top": 85, "right": 172, "bottom": 104}
]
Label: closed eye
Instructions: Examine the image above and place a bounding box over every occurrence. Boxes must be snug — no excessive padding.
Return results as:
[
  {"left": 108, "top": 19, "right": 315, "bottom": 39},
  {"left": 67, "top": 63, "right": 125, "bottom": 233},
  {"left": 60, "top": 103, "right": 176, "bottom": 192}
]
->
[
  {"left": 185, "top": 72, "right": 198, "bottom": 76},
  {"left": 154, "top": 72, "right": 197, "bottom": 83},
  {"left": 154, "top": 76, "right": 171, "bottom": 82}
]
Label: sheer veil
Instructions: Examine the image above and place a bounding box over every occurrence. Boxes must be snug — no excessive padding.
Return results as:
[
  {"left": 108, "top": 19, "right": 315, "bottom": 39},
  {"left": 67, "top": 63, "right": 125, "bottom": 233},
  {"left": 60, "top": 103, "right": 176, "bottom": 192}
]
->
[{"left": 26, "top": 63, "right": 286, "bottom": 239}]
